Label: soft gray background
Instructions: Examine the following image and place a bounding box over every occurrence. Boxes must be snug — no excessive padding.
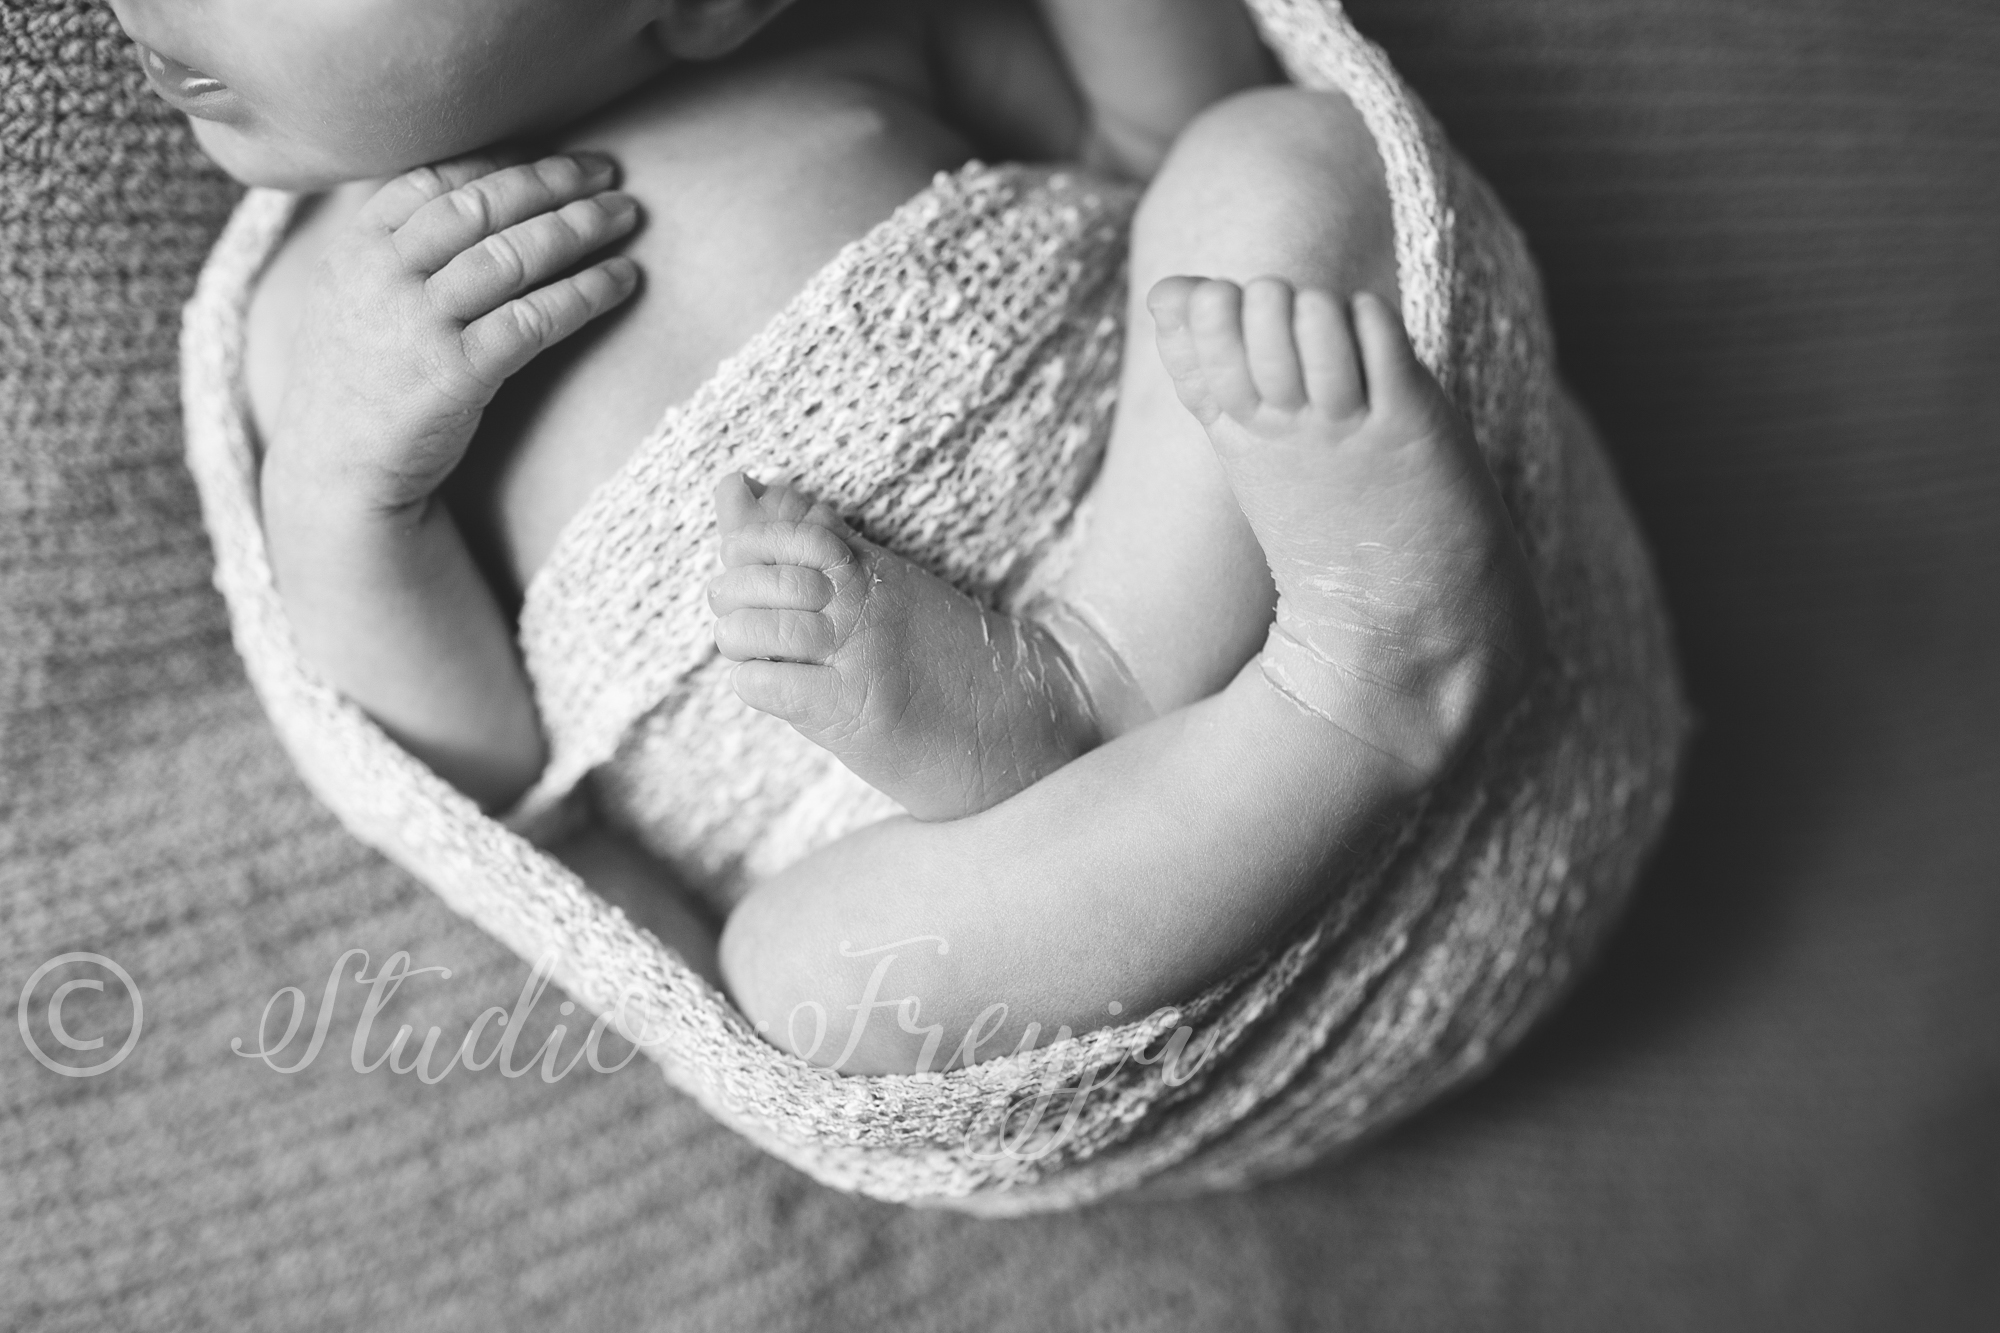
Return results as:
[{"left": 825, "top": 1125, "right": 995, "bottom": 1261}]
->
[{"left": 3, "top": 1, "right": 1995, "bottom": 1328}]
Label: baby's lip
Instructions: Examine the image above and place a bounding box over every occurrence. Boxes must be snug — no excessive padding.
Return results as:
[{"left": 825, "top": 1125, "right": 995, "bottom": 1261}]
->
[{"left": 133, "top": 43, "right": 241, "bottom": 121}]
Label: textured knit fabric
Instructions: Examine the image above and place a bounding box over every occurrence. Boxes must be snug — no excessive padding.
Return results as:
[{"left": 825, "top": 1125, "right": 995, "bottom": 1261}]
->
[
  {"left": 8, "top": 0, "right": 1997, "bottom": 1325},
  {"left": 174, "top": 0, "right": 1685, "bottom": 1211},
  {"left": 521, "top": 163, "right": 1134, "bottom": 897}
]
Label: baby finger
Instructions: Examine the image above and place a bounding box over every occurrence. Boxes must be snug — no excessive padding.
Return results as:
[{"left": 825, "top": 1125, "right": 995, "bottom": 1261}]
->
[
  {"left": 356, "top": 151, "right": 520, "bottom": 234},
  {"left": 429, "top": 193, "right": 639, "bottom": 323},
  {"left": 459, "top": 256, "right": 640, "bottom": 388},
  {"left": 394, "top": 153, "right": 619, "bottom": 272}
]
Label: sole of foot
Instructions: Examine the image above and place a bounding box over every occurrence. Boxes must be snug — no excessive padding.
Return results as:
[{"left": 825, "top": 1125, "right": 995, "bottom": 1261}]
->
[
  {"left": 707, "top": 474, "right": 1094, "bottom": 819},
  {"left": 1148, "top": 275, "right": 1543, "bottom": 777}
]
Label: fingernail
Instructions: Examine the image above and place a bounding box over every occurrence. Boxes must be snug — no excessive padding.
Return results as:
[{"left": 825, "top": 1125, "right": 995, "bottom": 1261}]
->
[
  {"left": 600, "top": 192, "right": 639, "bottom": 222},
  {"left": 571, "top": 150, "right": 617, "bottom": 181}
]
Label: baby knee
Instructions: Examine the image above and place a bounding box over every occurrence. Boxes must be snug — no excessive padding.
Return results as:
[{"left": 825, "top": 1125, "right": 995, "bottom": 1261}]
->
[
  {"left": 1174, "top": 86, "right": 1358, "bottom": 161},
  {"left": 1133, "top": 87, "right": 1396, "bottom": 299}
]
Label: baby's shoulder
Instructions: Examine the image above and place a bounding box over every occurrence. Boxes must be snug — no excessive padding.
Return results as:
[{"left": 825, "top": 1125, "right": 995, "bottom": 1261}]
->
[
  {"left": 581, "top": 54, "right": 970, "bottom": 292},
  {"left": 542, "top": 55, "right": 969, "bottom": 389}
]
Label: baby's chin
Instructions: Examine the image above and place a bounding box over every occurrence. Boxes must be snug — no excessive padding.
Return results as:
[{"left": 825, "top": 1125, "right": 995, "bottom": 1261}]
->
[{"left": 188, "top": 117, "right": 384, "bottom": 192}]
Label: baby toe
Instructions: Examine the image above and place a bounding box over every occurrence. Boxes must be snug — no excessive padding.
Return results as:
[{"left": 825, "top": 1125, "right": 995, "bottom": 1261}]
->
[
  {"left": 755, "top": 478, "right": 826, "bottom": 524},
  {"left": 1241, "top": 277, "right": 1306, "bottom": 411},
  {"left": 719, "top": 518, "right": 855, "bottom": 573},
  {"left": 1348, "top": 293, "right": 1432, "bottom": 419},
  {"left": 1147, "top": 274, "right": 1199, "bottom": 329},
  {"left": 1293, "top": 289, "right": 1367, "bottom": 420},
  {"left": 732, "top": 659, "right": 847, "bottom": 731},
  {"left": 1150, "top": 276, "right": 1218, "bottom": 423},
  {"left": 707, "top": 563, "right": 835, "bottom": 615},
  {"left": 715, "top": 606, "right": 839, "bottom": 664},
  {"left": 713, "top": 472, "right": 764, "bottom": 535},
  {"left": 1187, "top": 279, "right": 1262, "bottom": 422}
]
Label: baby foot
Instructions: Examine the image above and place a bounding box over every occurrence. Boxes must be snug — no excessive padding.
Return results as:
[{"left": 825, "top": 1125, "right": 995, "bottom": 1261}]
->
[
  {"left": 1149, "top": 276, "right": 1543, "bottom": 778},
  {"left": 707, "top": 475, "right": 1099, "bottom": 821}
]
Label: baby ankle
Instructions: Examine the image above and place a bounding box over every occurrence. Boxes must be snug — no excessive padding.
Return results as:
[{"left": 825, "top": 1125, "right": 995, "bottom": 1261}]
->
[
  {"left": 1021, "top": 594, "right": 1158, "bottom": 742},
  {"left": 1256, "top": 612, "right": 1514, "bottom": 783}
]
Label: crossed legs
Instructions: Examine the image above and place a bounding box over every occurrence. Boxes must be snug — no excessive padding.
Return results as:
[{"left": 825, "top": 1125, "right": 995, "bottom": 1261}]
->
[{"left": 711, "top": 89, "right": 1541, "bottom": 1073}]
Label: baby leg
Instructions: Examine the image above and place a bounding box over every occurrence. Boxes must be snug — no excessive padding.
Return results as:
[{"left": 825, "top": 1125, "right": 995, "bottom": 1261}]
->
[
  {"left": 1148, "top": 276, "right": 1541, "bottom": 771},
  {"left": 718, "top": 93, "right": 1544, "bottom": 1073},
  {"left": 710, "top": 89, "right": 1413, "bottom": 820},
  {"left": 1040, "top": 86, "right": 1409, "bottom": 722},
  {"left": 718, "top": 282, "right": 1543, "bottom": 1074}
]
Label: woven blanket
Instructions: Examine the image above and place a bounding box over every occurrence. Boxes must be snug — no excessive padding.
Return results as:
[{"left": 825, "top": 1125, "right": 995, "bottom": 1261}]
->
[{"left": 176, "top": 0, "right": 1688, "bottom": 1213}]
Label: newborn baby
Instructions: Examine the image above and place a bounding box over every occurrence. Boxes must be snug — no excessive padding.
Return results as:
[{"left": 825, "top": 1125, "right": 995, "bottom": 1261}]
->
[{"left": 119, "top": 0, "right": 1541, "bottom": 1072}]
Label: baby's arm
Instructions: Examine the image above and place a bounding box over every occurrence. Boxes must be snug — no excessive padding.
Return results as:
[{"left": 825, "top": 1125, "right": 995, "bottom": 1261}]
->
[
  {"left": 260, "top": 154, "right": 639, "bottom": 812},
  {"left": 931, "top": 0, "right": 1274, "bottom": 179}
]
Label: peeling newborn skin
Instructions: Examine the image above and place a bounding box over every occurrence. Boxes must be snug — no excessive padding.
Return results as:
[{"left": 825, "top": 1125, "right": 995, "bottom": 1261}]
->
[
  {"left": 707, "top": 472, "right": 1103, "bottom": 822},
  {"left": 708, "top": 276, "right": 1541, "bottom": 815},
  {"left": 1149, "top": 276, "right": 1543, "bottom": 775}
]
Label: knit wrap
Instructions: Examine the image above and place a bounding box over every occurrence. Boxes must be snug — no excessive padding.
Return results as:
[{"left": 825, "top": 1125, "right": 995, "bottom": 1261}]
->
[
  {"left": 515, "top": 163, "right": 1138, "bottom": 906},
  {"left": 179, "top": 0, "right": 1688, "bottom": 1212}
]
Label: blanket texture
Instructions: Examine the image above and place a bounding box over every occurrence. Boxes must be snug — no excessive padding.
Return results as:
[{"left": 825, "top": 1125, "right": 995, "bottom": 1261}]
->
[
  {"left": 173, "top": 0, "right": 1686, "bottom": 1211},
  {"left": 7, "top": 0, "right": 1998, "bottom": 1324}
]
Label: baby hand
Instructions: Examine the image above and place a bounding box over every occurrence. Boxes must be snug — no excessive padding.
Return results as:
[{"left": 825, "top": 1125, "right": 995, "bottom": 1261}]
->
[{"left": 265, "top": 153, "right": 641, "bottom": 513}]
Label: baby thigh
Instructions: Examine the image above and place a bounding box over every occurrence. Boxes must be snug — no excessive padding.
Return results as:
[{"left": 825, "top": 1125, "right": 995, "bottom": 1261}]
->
[{"left": 1052, "top": 86, "right": 1401, "bottom": 719}]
